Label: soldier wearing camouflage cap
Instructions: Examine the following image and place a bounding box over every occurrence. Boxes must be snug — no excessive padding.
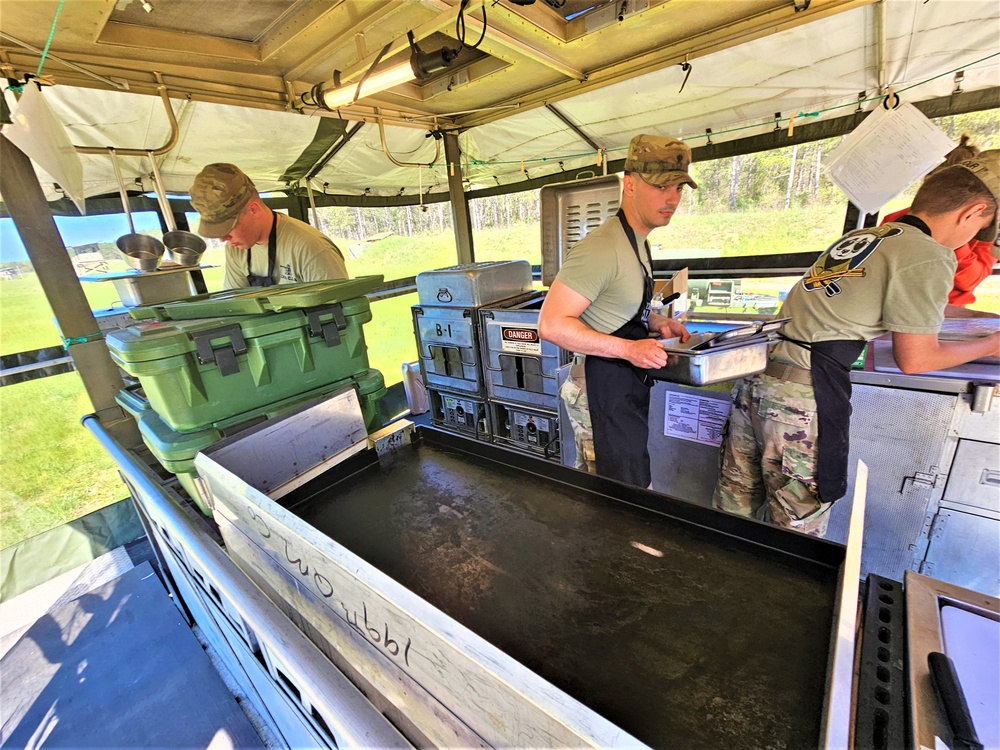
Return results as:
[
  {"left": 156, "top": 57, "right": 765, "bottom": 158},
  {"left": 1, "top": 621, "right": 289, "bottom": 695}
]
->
[
  {"left": 190, "top": 163, "right": 347, "bottom": 289},
  {"left": 713, "top": 150, "right": 1000, "bottom": 537},
  {"left": 539, "top": 134, "right": 696, "bottom": 488}
]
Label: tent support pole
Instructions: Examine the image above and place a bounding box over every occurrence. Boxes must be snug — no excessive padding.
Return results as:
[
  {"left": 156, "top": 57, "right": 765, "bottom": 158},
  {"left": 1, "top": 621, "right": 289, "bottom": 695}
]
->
[
  {"left": 444, "top": 132, "right": 474, "bottom": 265},
  {"left": 0, "top": 134, "right": 138, "bottom": 446}
]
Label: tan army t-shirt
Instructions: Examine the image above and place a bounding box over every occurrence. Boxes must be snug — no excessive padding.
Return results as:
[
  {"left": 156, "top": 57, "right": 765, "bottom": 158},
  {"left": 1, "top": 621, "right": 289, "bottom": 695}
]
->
[
  {"left": 222, "top": 213, "right": 348, "bottom": 290},
  {"left": 773, "top": 222, "right": 956, "bottom": 369},
  {"left": 555, "top": 217, "right": 649, "bottom": 335}
]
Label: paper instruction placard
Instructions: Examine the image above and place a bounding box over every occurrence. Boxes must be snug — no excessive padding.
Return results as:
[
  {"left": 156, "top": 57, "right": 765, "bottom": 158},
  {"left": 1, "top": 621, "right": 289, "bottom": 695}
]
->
[
  {"left": 664, "top": 391, "right": 730, "bottom": 446},
  {"left": 825, "top": 103, "right": 955, "bottom": 216}
]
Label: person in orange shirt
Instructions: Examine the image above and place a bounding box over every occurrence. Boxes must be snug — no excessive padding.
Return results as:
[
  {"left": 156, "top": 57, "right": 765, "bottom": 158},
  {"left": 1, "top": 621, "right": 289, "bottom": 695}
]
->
[{"left": 880, "top": 135, "right": 999, "bottom": 318}]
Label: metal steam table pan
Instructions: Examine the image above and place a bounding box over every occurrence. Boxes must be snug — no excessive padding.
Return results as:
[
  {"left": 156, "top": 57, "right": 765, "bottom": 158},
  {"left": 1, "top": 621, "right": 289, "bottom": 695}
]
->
[
  {"left": 647, "top": 333, "right": 769, "bottom": 385},
  {"left": 647, "top": 319, "right": 788, "bottom": 385}
]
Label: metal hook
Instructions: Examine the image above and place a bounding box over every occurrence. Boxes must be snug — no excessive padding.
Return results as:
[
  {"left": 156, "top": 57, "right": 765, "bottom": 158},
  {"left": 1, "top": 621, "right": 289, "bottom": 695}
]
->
[
  {"left": 881, "top": 89, "right": 900, "bottom": 110},
  {"left": 678, "top": 58, "right": 693, "bottom": 94}
]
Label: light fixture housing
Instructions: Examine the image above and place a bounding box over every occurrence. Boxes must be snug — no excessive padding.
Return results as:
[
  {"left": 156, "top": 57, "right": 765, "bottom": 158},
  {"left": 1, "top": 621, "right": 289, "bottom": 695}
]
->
[
  {"left": 304, "top": 33, "right": 460, "bottom": 111},
  {"left": 411, "top": 46, "right": 459, "bottom": 81},
  {"left": 318, "top": 61, "right": 417, "bottom": 110}
]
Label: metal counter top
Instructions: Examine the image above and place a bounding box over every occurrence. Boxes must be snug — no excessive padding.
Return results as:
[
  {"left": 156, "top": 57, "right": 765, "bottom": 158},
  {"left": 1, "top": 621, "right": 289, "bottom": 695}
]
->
[{"left": 863, "top": 338, "right": 1000, "bottom": 393}]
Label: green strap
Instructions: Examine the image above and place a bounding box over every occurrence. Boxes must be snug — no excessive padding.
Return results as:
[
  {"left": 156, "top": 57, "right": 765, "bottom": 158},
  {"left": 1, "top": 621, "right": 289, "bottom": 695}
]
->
[
  {"left": 63, "top": 332, "right": 104, "bottom": 347},
  {"left": 35, "top": 0, "right": 67, "bottom": 77}
]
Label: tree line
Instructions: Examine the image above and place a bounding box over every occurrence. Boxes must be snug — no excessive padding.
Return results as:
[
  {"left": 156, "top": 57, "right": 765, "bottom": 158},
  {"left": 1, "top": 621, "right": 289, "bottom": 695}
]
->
[
  {"left": 313, "top": 111, "right": 996, "bottom": 242},
  {"left": 315, "top": 192, "right": 540, "bottom": 243},
  {"left": 2, "top": 112, "right": 994, "bottom": 270}
]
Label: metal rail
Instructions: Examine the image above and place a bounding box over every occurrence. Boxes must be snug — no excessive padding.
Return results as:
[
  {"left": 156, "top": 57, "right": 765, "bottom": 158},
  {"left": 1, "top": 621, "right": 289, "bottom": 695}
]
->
[
  {"left": 73, "top": 83, "right": 180, "bottom": 157},
  {"left": 0, "top": 355, "right": 73, "bottom": 379}
]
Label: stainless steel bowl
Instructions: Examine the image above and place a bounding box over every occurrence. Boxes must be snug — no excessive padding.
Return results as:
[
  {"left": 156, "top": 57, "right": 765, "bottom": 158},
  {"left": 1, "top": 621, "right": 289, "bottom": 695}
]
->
[
  {"left": 162, "top": 229, "right": 206, "bottom": 266},
  {"left": 117, "top": 234, "right": 165, "bottom": 271}
]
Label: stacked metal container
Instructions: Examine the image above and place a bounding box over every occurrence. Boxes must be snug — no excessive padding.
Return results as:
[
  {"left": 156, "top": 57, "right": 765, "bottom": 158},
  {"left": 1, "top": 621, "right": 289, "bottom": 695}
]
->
[
  {"left": 479, "top": 293, "right": 569, "bottom": 461},
  {"left": 413, "top": 261, "right": 533, "bottom": 441}
]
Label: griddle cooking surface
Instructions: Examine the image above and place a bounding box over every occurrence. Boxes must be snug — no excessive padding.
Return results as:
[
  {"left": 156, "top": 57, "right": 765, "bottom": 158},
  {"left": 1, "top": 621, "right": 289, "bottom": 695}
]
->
[{"left": 293, "top": 442, "right": 836, "bottom": 749}]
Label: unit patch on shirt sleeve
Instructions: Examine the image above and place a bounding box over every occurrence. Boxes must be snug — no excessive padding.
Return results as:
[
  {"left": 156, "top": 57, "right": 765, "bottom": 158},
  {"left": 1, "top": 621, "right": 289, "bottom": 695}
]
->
[{"left": 802, "top": 225, "right": 903, "bottom": 297}]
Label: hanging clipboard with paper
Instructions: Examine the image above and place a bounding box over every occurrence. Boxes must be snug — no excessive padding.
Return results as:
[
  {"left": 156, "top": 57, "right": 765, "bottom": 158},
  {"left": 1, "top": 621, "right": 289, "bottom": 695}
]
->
[{"left": 824, "top": 101, "right": 957, "bottom": 216}]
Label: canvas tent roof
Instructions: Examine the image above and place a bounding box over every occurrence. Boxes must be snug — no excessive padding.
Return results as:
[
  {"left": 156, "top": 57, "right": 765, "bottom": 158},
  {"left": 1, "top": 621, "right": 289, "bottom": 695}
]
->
[{"left": 0, "top": 0, "right": 997, "bottom": 206}]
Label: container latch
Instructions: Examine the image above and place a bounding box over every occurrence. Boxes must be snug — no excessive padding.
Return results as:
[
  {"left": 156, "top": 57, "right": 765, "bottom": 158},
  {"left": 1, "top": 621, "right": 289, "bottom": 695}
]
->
[
  {"left": 306, "top": 303, "right": 347, "bottom": 347},
  {"left": 191, "top": 324, "right": 247, "bottom": 376}
]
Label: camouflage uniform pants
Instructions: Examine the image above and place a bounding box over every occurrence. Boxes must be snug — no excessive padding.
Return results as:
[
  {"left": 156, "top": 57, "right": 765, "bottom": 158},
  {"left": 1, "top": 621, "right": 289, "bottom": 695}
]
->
[
  {"left": 712, "top": 373, "right": 832, "bottom": 537},
  {"left": 559, "top": 357, "right": 597, "bottom": 474}
]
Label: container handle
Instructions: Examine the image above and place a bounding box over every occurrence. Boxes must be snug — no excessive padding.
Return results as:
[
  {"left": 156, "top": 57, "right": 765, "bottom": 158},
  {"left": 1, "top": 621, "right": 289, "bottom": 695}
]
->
[{"left": 190, "top": 324, "right": 247, "bottom": 376}]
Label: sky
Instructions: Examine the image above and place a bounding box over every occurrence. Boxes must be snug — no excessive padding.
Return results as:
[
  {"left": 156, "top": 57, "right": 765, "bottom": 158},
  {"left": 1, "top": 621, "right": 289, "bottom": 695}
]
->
[{"left": 1, "top": 211, "right": 172, "bottom": 262}]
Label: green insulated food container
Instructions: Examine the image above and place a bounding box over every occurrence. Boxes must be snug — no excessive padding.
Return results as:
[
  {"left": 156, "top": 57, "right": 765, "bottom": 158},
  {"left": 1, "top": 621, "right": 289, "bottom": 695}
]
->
[
  {"left": 128, "top": 276, "right": 384, "bottom": 321},
  {"left": 123, "top": 369, "right": 386, "bottom": 516},
  {"left": 106, "top": 296, "right": 374, "bottom": 433}
]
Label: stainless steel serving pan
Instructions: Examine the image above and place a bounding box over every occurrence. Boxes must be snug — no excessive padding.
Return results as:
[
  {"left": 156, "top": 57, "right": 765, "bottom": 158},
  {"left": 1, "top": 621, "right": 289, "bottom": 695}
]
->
[
  {"left": 647, "top": 320, "right": 788, "bottom": 385},
  {"left": 648, "top": 336, "right": 771, "bottom": 385},
  {"left": 687, "top": 317, "right": 790, "bottom": 351}
]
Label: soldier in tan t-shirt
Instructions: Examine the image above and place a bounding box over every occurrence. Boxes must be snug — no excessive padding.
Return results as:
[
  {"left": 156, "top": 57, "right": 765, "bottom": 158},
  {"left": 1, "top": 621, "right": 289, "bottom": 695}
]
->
[
  {"left": 713, "top": 152, "right": 1000, "bottom": 536},
  {"left": 539, "top": 134, "right": 695, "bottom": 488},
  {"left": 190, "top": 163, "right": 348, "bottom": 290}
]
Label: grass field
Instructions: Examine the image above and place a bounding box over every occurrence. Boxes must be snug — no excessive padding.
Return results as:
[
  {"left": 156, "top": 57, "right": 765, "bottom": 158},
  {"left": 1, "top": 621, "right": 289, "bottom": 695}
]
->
[{"left": 2, "top": 204, "right": 997, "bottom": 549}]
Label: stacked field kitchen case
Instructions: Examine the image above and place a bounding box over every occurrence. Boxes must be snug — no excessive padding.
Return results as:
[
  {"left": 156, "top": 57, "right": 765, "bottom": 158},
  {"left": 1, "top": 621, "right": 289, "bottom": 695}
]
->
[
  {"left": 412, "top": 262, "right": 533, "bottom": 441},
  {"left": 105, "top": 278, "right": 386, "bottom": 514},
  {"left": 480, "top": 293, "right": 569, "bottom": 460}
]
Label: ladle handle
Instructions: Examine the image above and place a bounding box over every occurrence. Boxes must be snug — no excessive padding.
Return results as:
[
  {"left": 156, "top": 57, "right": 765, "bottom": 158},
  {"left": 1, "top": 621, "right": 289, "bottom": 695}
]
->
[
  {"left": 109, "top": 148, "right": 136, "bottom": 234},
  {"left": 147, "top": 151, "right": 177, "bottom": 232}
]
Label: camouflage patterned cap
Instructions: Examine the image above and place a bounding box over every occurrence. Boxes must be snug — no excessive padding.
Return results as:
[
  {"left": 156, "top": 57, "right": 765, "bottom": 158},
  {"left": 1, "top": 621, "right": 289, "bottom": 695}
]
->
[
  {"left": 189, "top": 163, "right": 258, "bottom": 238},
  {"left": 955, "top": 150, "right": 1000, "bottom": 243},
  {"left": 624, "top": 135, "right": 697, "bottom": 189}
]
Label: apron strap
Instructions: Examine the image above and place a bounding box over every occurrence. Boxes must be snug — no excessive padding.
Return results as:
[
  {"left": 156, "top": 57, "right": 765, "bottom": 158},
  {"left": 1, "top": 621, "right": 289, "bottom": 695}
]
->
[
  {"left": 893, "top": 214, "right": 933, "bottom": 236},
  {"left": 616, "top": 209, "right": 654, "bottom": 324},
  {"left": 247, "top": 210, "right": 279, "bottom": 282}
]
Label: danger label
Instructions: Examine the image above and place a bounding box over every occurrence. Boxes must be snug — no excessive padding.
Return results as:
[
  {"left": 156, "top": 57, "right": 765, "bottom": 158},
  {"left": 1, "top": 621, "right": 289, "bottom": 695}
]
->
[{"left": 500, "top": 326, "right": 541, "bottom": 355}]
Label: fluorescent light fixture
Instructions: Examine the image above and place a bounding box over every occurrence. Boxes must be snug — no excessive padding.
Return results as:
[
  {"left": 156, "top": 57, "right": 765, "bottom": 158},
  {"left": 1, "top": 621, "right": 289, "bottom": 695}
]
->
[
  {"left": 319, "top": 60, "right": 417, "bottom": 110},
  {"left": 304, "top": 32, "right": 459, "bottom": 112}
]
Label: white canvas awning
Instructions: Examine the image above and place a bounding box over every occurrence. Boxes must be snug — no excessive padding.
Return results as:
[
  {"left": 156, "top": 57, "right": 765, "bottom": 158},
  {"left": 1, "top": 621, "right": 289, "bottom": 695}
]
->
[{"left": 1, "top": 0, "right": 996, "bottom": 205}]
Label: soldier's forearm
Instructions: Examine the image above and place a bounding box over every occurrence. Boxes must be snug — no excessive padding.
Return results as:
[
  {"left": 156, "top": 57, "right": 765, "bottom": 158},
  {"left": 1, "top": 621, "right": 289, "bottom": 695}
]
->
[{"left": 541, "top": 315, "right": 633, "bottom": 359}]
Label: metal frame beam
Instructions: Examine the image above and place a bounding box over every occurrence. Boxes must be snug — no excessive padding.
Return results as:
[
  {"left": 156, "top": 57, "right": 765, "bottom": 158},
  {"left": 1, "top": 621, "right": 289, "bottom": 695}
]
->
[
  {"left": 544, "top": 104, "right": 602, "bottom": 152},
  {"left": 0, "top": 134, "right": 138, "bottom": 445},
  {"left": 1, "top": 88, "right": 994, "bottom": 219},
  {"left": 444, "top": 132, "right": 474, "bottom": 264}
]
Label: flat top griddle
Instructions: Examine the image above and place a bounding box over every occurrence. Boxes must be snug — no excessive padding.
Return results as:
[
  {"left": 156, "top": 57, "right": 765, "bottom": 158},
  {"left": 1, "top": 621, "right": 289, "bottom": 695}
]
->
[{"left": 288, "top": 429, "right": 841, "bottom": 749}]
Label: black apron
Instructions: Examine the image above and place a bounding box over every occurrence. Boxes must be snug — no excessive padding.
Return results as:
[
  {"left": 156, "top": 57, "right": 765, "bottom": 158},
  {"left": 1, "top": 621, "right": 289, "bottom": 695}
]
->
[
  {"left": 777, "top": 335, "right": 864, "bottom": 503},
  {"left": 778, "top": 214, "right": 933, "bottom": 502},
  {"left": 246, "top": 212, "right": 278, "bottom": 287},
  {"left": 585, "top": 210, "right": 655, "bottom": 487}
]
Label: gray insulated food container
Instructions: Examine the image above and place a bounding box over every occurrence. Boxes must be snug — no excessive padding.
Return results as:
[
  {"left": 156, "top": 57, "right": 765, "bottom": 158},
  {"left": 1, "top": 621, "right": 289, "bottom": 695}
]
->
[
  {"left": 416, "top": 261, "right": 533, "bottom": 308},
  {"left": 540, "top": 174, "right": 621, "bottom": 287},
  {"left": 480, "top": 292, "right": 570, "bottom": 411}
]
